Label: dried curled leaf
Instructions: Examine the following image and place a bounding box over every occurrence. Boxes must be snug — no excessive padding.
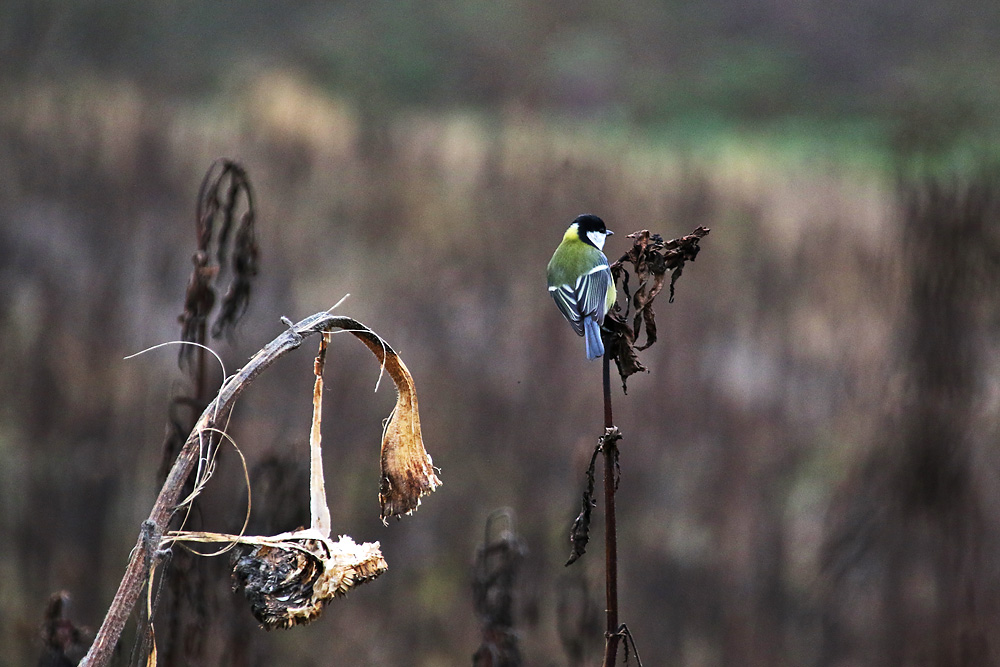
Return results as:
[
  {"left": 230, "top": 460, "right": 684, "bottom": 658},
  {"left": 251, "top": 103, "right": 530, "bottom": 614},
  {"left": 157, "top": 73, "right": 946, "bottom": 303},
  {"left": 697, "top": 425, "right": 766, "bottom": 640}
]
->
[
  {"left": 617, "top": 230, "right": 667, "bottom": 350},
  {"left": 299, "top": 314, "right": 441, "bottom": 522},
  {"left": 350, "top": 332, "right": 441, "bottom": 522},
  {"left": 566, "top": 447, "right": 601, "bottom": 566},
  {"left": 231, "top": 533, "right": 387, "bottom": 630},
  {"left": 566, "top": 428, "right": 622, "bottom": 565},
  {"left": 379, "top": 354, "right": 440, "bottom": 521},
  {"left": 179, "top": 158, "right": 259, "bottom": 363},
  {"left": 605, "top": 226, "right": 709, "bottom": 389},
  {"left": 601, "top": 314, "right": 648, "bottom": 394}
]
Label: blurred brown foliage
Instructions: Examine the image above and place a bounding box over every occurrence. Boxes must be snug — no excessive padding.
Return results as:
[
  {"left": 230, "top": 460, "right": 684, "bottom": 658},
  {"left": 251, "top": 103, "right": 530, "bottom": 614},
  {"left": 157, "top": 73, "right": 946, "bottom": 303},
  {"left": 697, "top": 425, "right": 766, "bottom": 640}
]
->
[{"left": 2, "top": 73, "right": 1000, "bottom": 667}]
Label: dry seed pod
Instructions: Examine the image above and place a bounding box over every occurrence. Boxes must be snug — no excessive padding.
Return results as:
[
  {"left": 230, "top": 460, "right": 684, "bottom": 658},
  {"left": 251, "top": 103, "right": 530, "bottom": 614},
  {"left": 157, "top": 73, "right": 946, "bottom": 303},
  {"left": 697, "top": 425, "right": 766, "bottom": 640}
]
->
[{"left": 232, "top": 534, "right": 387, "bottom": 630}]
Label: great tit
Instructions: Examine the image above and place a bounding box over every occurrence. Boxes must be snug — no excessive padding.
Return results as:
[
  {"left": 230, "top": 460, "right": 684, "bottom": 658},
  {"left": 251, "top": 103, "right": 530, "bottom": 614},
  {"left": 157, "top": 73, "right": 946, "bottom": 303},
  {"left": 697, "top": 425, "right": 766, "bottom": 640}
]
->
[{"left": 546, "top": 214, "right": 616, "bottom": 360}]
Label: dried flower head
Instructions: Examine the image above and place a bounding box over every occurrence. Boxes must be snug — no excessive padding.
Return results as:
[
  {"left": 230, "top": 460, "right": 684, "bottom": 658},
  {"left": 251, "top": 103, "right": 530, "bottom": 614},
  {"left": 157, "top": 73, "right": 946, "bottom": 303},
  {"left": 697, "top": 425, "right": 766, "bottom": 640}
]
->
[{"left": 232, "top": 533, "right": 387, "bottom": 630}]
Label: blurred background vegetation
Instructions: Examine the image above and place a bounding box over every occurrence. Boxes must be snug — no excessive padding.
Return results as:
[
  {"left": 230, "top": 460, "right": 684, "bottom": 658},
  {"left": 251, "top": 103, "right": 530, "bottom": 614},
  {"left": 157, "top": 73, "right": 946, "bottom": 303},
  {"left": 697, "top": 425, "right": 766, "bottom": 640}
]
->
[{"left": 3, "top": 1, "right": 1000, "bottom": 665}]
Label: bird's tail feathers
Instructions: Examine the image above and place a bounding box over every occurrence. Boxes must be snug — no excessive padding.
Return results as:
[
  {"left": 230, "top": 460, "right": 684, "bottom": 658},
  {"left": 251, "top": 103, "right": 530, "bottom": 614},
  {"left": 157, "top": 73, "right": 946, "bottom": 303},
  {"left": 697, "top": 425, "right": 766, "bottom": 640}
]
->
[{"left": 583, "top": 317, "right": 604, "bottom": 360}]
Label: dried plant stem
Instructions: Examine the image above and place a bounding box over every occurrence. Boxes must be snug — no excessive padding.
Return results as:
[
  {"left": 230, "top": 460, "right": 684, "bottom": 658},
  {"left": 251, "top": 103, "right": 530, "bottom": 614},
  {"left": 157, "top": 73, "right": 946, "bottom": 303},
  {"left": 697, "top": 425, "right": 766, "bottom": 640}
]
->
[
  {"left": 603, "top": 348, "right": 613, "bottom": 429},
  {"left": 310, "top": 334, "right": 332, "bottom": 538},
  {"left": 81, "top": 312, "right": 364, "bottom": 667},
  {"left": 602, "top": 353, "right": 620, "bottom": 667}
]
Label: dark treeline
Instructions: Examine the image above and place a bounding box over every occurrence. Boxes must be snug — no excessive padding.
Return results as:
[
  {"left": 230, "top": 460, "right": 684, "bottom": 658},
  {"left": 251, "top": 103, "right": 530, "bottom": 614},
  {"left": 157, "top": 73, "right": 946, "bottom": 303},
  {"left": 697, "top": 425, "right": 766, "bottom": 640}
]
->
[{"left": 4, "top": 0, "right": 1000, "bottom": 148}]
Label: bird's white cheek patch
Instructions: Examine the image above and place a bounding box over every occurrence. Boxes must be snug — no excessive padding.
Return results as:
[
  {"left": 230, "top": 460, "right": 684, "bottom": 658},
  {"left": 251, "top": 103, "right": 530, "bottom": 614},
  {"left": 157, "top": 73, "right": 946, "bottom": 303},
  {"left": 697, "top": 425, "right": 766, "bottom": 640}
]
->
[{"left": 587, "top": 230, "right": 607, "bottom": 250}]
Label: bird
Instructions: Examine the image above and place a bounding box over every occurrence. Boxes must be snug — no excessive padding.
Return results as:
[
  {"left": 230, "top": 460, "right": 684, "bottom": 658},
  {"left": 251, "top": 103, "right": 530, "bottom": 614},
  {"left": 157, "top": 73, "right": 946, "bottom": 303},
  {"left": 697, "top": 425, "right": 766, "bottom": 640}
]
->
[{"left": 546, "top": 214, "right": 616, "bottom": 360}]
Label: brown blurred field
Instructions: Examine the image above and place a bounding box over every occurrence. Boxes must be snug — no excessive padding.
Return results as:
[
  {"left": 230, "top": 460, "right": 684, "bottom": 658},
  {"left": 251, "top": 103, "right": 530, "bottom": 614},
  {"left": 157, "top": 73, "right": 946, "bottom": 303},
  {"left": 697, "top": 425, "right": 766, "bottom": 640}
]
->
[{"left": 2, "top": 69, "right": 1000, "bottom": 666}]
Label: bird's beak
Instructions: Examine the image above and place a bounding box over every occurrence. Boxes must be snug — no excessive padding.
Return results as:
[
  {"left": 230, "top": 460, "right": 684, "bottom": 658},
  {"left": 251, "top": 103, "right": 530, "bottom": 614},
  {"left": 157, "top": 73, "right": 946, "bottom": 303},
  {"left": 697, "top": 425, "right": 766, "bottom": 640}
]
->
[{"left": 606, "top": 230, "right": 614, "bottom": 236}]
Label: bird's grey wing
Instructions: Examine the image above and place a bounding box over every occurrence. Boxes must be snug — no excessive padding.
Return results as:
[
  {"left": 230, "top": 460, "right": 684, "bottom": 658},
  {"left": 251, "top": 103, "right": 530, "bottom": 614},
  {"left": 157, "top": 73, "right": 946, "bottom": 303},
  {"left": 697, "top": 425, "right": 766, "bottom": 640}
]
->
[
  {"left": 549, "top": 283, "right": 586, "bottom": 335},
  {"left": 576, "top": 260, "right": 612, "bottom": 321}
]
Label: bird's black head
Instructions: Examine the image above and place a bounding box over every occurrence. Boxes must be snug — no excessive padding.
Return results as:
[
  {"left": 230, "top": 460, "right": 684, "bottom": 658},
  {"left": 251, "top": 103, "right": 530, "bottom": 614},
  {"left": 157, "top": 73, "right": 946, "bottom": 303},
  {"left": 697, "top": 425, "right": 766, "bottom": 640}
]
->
[
  {"left": 573, "top": 214, "right": 613, "bottom": 248},
  {"left": 574, "top": 214, "right": 606, "bottom": 234}
]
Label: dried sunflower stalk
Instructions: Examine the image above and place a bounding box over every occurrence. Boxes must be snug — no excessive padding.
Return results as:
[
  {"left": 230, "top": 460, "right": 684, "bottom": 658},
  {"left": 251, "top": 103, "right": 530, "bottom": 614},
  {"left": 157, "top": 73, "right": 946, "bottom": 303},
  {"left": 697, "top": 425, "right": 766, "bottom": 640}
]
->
[{"left": 163, "top": 312, "right": 438, "bottom": 630}]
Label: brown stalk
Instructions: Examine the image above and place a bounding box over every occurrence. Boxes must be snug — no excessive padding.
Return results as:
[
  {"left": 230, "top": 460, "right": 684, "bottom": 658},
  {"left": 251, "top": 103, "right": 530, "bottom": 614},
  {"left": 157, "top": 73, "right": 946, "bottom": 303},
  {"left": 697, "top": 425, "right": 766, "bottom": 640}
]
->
[
  {"left": 567, "top": 225, "right": 708, "bottom": 666},
  {"left": 601, "top": 354, "right": 621, "bottom": 667}
]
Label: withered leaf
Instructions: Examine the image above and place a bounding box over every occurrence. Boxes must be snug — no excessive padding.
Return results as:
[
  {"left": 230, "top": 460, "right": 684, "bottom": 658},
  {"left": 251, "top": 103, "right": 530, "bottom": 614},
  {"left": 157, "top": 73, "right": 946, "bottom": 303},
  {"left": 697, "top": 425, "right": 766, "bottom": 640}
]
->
[
  {"left": 601, "top": 314, "right": 647, "bottom": 394},
  {"left": 566, "top": 428, "right": 622, "bottom": 566},
  {"left": 566, "top": 446, "right": 601, "bottom": 566},
  {"left": 605, "top": 226, "right": 709, "bottom": 385},
  {"left": 346, "top": 327, "right": 442, "bottom": 522}
]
